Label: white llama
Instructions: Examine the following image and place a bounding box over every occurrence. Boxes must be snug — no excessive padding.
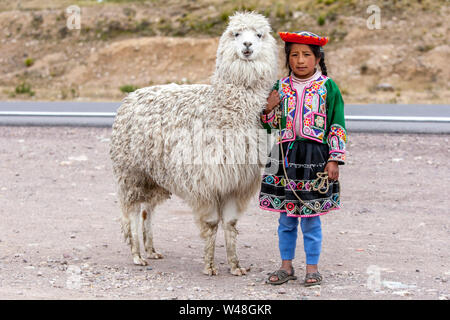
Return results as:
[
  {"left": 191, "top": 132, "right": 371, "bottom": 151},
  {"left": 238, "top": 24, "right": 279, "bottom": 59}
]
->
[{"left": 110, "top": 11, "right": 278, "bottom": 276}]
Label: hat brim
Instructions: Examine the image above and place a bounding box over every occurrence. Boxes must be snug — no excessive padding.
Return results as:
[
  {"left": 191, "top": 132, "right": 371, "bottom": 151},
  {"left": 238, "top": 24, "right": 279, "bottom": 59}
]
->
[{"left": 279, "top": 32, "right": 329, "bottom": 46}]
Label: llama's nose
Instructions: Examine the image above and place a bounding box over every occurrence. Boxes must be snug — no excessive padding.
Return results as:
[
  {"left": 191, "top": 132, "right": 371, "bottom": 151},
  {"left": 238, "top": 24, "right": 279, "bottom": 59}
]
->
[{"left": 243, "top": 41, "right": 252, "bottom": 48}]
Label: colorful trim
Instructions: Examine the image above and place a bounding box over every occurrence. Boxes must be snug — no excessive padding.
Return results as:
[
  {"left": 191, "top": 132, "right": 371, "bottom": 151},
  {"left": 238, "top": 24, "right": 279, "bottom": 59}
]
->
[
  {"left": 262, "top": 174, "right": 331, "bottom": 192},
  {"left": 276, "top": 75, "right": 329, "bottom": 144},
  {"left": 286, "top": 206, "right": 340, "bottom": 218},
  {"left": 261, "top": 109, "right": 275, "bottom": 123},
  {"left": 329, "top": 152, "right": 345, "bottom": 163},
  {"left": 327, "top": 124, "right": 347, "bottom": 164},
  {"left": 259, "top": 177, "right": 341, "bottom": 217},
  {"left": 259, "top": 192, "right": 341, "bottom": 218},
  {"left": 267, "top": 158, "right": 327, "bottom": 169},
  {"left": 259, "top": 204, "right": 339, "bottom": 218}
]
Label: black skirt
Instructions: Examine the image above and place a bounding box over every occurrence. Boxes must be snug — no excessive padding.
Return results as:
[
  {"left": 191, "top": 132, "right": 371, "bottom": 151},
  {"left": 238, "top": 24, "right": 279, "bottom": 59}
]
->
[{"left": 259, "top": 139, "right": 341, "bottom": 218}]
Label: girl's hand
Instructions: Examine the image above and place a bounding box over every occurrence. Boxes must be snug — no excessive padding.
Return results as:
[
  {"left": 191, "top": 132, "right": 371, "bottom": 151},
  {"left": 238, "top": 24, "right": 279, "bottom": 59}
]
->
[
  {"left": 324, "top": 161, "right": 339, "bottom": 181},
  {"left": 264, "top": 90, "right": 281, "bottom": 114}
]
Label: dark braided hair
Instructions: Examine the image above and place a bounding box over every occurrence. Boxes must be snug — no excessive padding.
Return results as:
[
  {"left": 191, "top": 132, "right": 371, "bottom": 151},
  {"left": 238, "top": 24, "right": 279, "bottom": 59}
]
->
[{"left": 284, "top": 42, "right": 328, "bottom": 76}]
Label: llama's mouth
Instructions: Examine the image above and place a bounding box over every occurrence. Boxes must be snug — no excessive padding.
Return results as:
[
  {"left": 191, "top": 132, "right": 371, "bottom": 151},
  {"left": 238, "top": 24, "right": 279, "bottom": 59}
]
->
[{"left": 242, "top": 49, "right": 253, "bottom": 58}]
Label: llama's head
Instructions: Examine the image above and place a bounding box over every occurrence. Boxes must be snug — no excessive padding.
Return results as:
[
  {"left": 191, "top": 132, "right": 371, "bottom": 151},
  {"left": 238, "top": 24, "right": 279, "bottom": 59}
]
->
[{"left": 213, "top": 12, "right": 278, "bottom": 88}]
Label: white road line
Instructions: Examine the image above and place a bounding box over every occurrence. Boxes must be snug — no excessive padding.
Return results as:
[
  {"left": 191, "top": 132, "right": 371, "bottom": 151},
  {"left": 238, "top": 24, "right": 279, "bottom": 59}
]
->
[
  {"left": 345, "top": 115, "right": 450, "bottom": 122},
  {"left": 0, "top": 112, "right": 449, "bottom": 123},
  {"left": 0, "top": 111, "right": 116, "bottom": 117}
]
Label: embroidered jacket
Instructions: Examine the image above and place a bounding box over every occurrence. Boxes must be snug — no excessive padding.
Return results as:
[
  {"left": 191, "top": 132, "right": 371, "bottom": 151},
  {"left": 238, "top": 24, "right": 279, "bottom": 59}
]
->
[{"left": 261, "top": 75, "right": 347, "bottom": 164}]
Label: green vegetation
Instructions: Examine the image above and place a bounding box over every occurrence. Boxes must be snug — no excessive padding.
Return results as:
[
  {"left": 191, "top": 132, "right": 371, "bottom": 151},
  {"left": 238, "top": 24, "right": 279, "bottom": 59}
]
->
[
  {"left": 120, "top": 84, "right": 139, "bottom": 93},
  {"left": 15, "top": 82, "right": 35, "bottom": 96},
  {"left": 329, "top": 28, "right": 347, "bottom": 43},
  {"left": 317, "top": 14, "right": 326, "bottom": 26},
  {"left": 24, "top": 58, "right": 34, "bottom": 67},
  {"left": 416, "top": 44, "right": 435, "bottom": 52}
]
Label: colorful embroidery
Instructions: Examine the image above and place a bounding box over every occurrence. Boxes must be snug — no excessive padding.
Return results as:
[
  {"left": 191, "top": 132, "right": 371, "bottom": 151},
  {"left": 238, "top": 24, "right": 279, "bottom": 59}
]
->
[
  {"left": 261, "top": 77, "right": 347, "bottom": 167},
  {"left": 327, "top": 124, "right": 347, "bottom": 163},
  {"left": 260, "top": 198, "right": 271, "bottom": 207},
  {"left": 313, "top": 113, "right": 325, "bottom": 129},
  {"left": 329, "top": 152, "right": 346, "bottom": 163},
  {"left": 304, "top": 117, "right": 311, "bottom": 126},
  {"left": 300, "top": 76, "right": 328, "bottom": 142},
  {"left": 260, "top": 78, "right": 347, "bottom": 218},
  {"left": 262, "top": 174, "right": 338, "bottom": 192},
  {"left": 286, "top": 202, "right": 295, "bottom": 211},
  {"left": 267, "top": 158, "right": 327, "bottom": 168},
  {"left": 259, "top": 191, "right": 341, "bottom": 217},
  {"left": 270, "top": 75, "right": 329, "bottom": 144}
]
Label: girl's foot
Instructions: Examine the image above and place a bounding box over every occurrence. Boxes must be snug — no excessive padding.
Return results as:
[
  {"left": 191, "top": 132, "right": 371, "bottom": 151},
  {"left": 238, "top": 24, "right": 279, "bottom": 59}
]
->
[
  {"left": 268, "top": 266, "right": 294, "bottom": 283},
  {"left": 305, "top": 264, "right": 322, "bottom": 285},
  {"left": 266, "top": 266, "right": 297, "bottom": 285},
  {"left": 267, "top": 260, "right": 295, "bottom": 284}
]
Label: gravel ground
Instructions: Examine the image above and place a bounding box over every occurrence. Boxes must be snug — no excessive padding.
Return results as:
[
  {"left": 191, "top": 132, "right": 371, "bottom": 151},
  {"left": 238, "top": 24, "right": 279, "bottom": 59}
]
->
[{"left": 0, "top": 126, "right": 448, "bottom": 300}]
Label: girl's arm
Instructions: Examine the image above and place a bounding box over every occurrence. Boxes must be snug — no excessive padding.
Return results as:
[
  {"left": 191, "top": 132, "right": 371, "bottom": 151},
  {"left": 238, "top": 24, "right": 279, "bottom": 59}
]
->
[
  {"left": 325, "top": 78, "right": 347, "bottom": 165},
  {"left": 261, "top": 81, "right": 281, "bottom": 132}
]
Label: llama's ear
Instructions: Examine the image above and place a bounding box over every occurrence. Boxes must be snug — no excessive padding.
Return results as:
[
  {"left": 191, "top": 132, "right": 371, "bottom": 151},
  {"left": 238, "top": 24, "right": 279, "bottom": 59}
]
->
[{"left": 215, "top": 32, "right": 228, "bottom": 67}]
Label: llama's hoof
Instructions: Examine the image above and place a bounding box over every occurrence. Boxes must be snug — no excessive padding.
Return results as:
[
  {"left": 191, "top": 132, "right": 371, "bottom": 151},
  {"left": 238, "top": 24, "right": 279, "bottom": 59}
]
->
[
  {"left": 147, "top": 252, "right": 164, "bottom": 259},
  {"left": 203, "top": 265, "right": 218, "bottom": 276},
  {"left": 133, "top": 256, "right": 148, "bottom": 266},
  {"left": 230, "top": 266, "right": 247, "bottom": 276}
]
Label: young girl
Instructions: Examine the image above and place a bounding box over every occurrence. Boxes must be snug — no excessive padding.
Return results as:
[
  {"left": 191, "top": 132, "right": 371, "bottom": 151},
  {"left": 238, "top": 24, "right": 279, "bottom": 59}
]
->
[{"left": 259, "top": 31, "right": 347, "bottom": 286}]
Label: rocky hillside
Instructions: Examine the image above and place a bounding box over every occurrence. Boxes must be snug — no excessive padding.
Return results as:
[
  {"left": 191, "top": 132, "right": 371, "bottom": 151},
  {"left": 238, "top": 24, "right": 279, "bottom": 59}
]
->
[{"left": 0, "top": 0, "right": 448, "bottom": 103}]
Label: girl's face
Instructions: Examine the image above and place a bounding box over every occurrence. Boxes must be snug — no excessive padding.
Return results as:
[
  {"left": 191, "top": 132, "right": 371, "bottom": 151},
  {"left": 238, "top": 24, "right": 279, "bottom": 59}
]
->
[{"left": 289, "top": 43, "right": 320, "bottom": 79}]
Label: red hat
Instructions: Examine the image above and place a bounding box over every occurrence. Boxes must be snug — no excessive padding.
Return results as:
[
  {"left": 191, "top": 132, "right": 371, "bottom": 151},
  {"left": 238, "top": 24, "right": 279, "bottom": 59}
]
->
[{"left": 279, "top": 31, "right": 329, "bottom": 46}]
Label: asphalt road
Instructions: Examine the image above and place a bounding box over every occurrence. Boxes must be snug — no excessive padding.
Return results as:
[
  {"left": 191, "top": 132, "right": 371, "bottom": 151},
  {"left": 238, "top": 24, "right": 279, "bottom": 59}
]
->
[{"left": 0, "top": 101, "right": 449, "bottom": 133}]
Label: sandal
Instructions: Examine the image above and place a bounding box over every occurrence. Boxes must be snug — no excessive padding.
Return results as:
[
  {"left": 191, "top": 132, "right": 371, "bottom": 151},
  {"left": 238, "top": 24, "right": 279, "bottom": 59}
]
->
[
  {"left": 266, "top": 268, "right": 297, "bottom": 285},
  {"left": 304, "top": 272, "right": 322, "bottom": 287}
]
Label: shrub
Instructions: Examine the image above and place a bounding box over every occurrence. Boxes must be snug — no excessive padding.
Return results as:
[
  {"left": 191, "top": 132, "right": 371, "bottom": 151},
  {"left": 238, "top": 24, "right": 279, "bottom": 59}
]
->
[
  {"left": 24, "top": 58, "right": 34, "bottom": 67},
  {"left": 15, "top": 82, "right": 35, "bottom": 96},
  {"left": 317, "top": 14, "right": 326, "bottom": 26},
  {"left": 120, "top": 85, "right": 139, "bottom": 93}
]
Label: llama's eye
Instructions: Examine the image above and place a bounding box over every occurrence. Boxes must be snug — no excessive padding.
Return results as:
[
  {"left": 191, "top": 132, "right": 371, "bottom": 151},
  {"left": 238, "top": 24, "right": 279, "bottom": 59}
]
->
[
  {"left": 234, "top": 32, "right": 240, "bottom": 37},
  {"left": 257, "top": 33, "right": 262, "bottom": 38}
]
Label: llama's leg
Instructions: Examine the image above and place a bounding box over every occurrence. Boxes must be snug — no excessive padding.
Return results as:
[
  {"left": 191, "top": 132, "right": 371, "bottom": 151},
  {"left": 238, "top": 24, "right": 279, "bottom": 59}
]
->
[
  {"left": 124, "top": 202, "right": 147, "bottom": 266},
  {"left": 197, "top": 205, "right": 220, "bottom": 276},
  {"left": 141, "top": 203, "right": 163, "bottom": 259},
  {"left": 222, "top": 198, "right": 247, "bottom": 276}
]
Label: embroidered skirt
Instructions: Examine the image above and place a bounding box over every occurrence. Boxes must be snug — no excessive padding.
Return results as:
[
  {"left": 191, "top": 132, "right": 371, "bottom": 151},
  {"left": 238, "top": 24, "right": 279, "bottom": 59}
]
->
[{"left": 259, "top": 139, "right": 341, "bottom": 218}]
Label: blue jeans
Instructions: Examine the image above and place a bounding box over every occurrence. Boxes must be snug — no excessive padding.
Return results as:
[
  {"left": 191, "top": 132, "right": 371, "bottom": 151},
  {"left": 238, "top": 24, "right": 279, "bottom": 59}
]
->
[{"left": 278, "top": 213, "right": 322, "bottom": 265}]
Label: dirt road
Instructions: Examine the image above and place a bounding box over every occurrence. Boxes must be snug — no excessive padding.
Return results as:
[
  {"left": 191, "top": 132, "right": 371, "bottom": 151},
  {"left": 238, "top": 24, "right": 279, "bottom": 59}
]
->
[{"left": 0, "top": 126, "right": 448, "bottom": 300}]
